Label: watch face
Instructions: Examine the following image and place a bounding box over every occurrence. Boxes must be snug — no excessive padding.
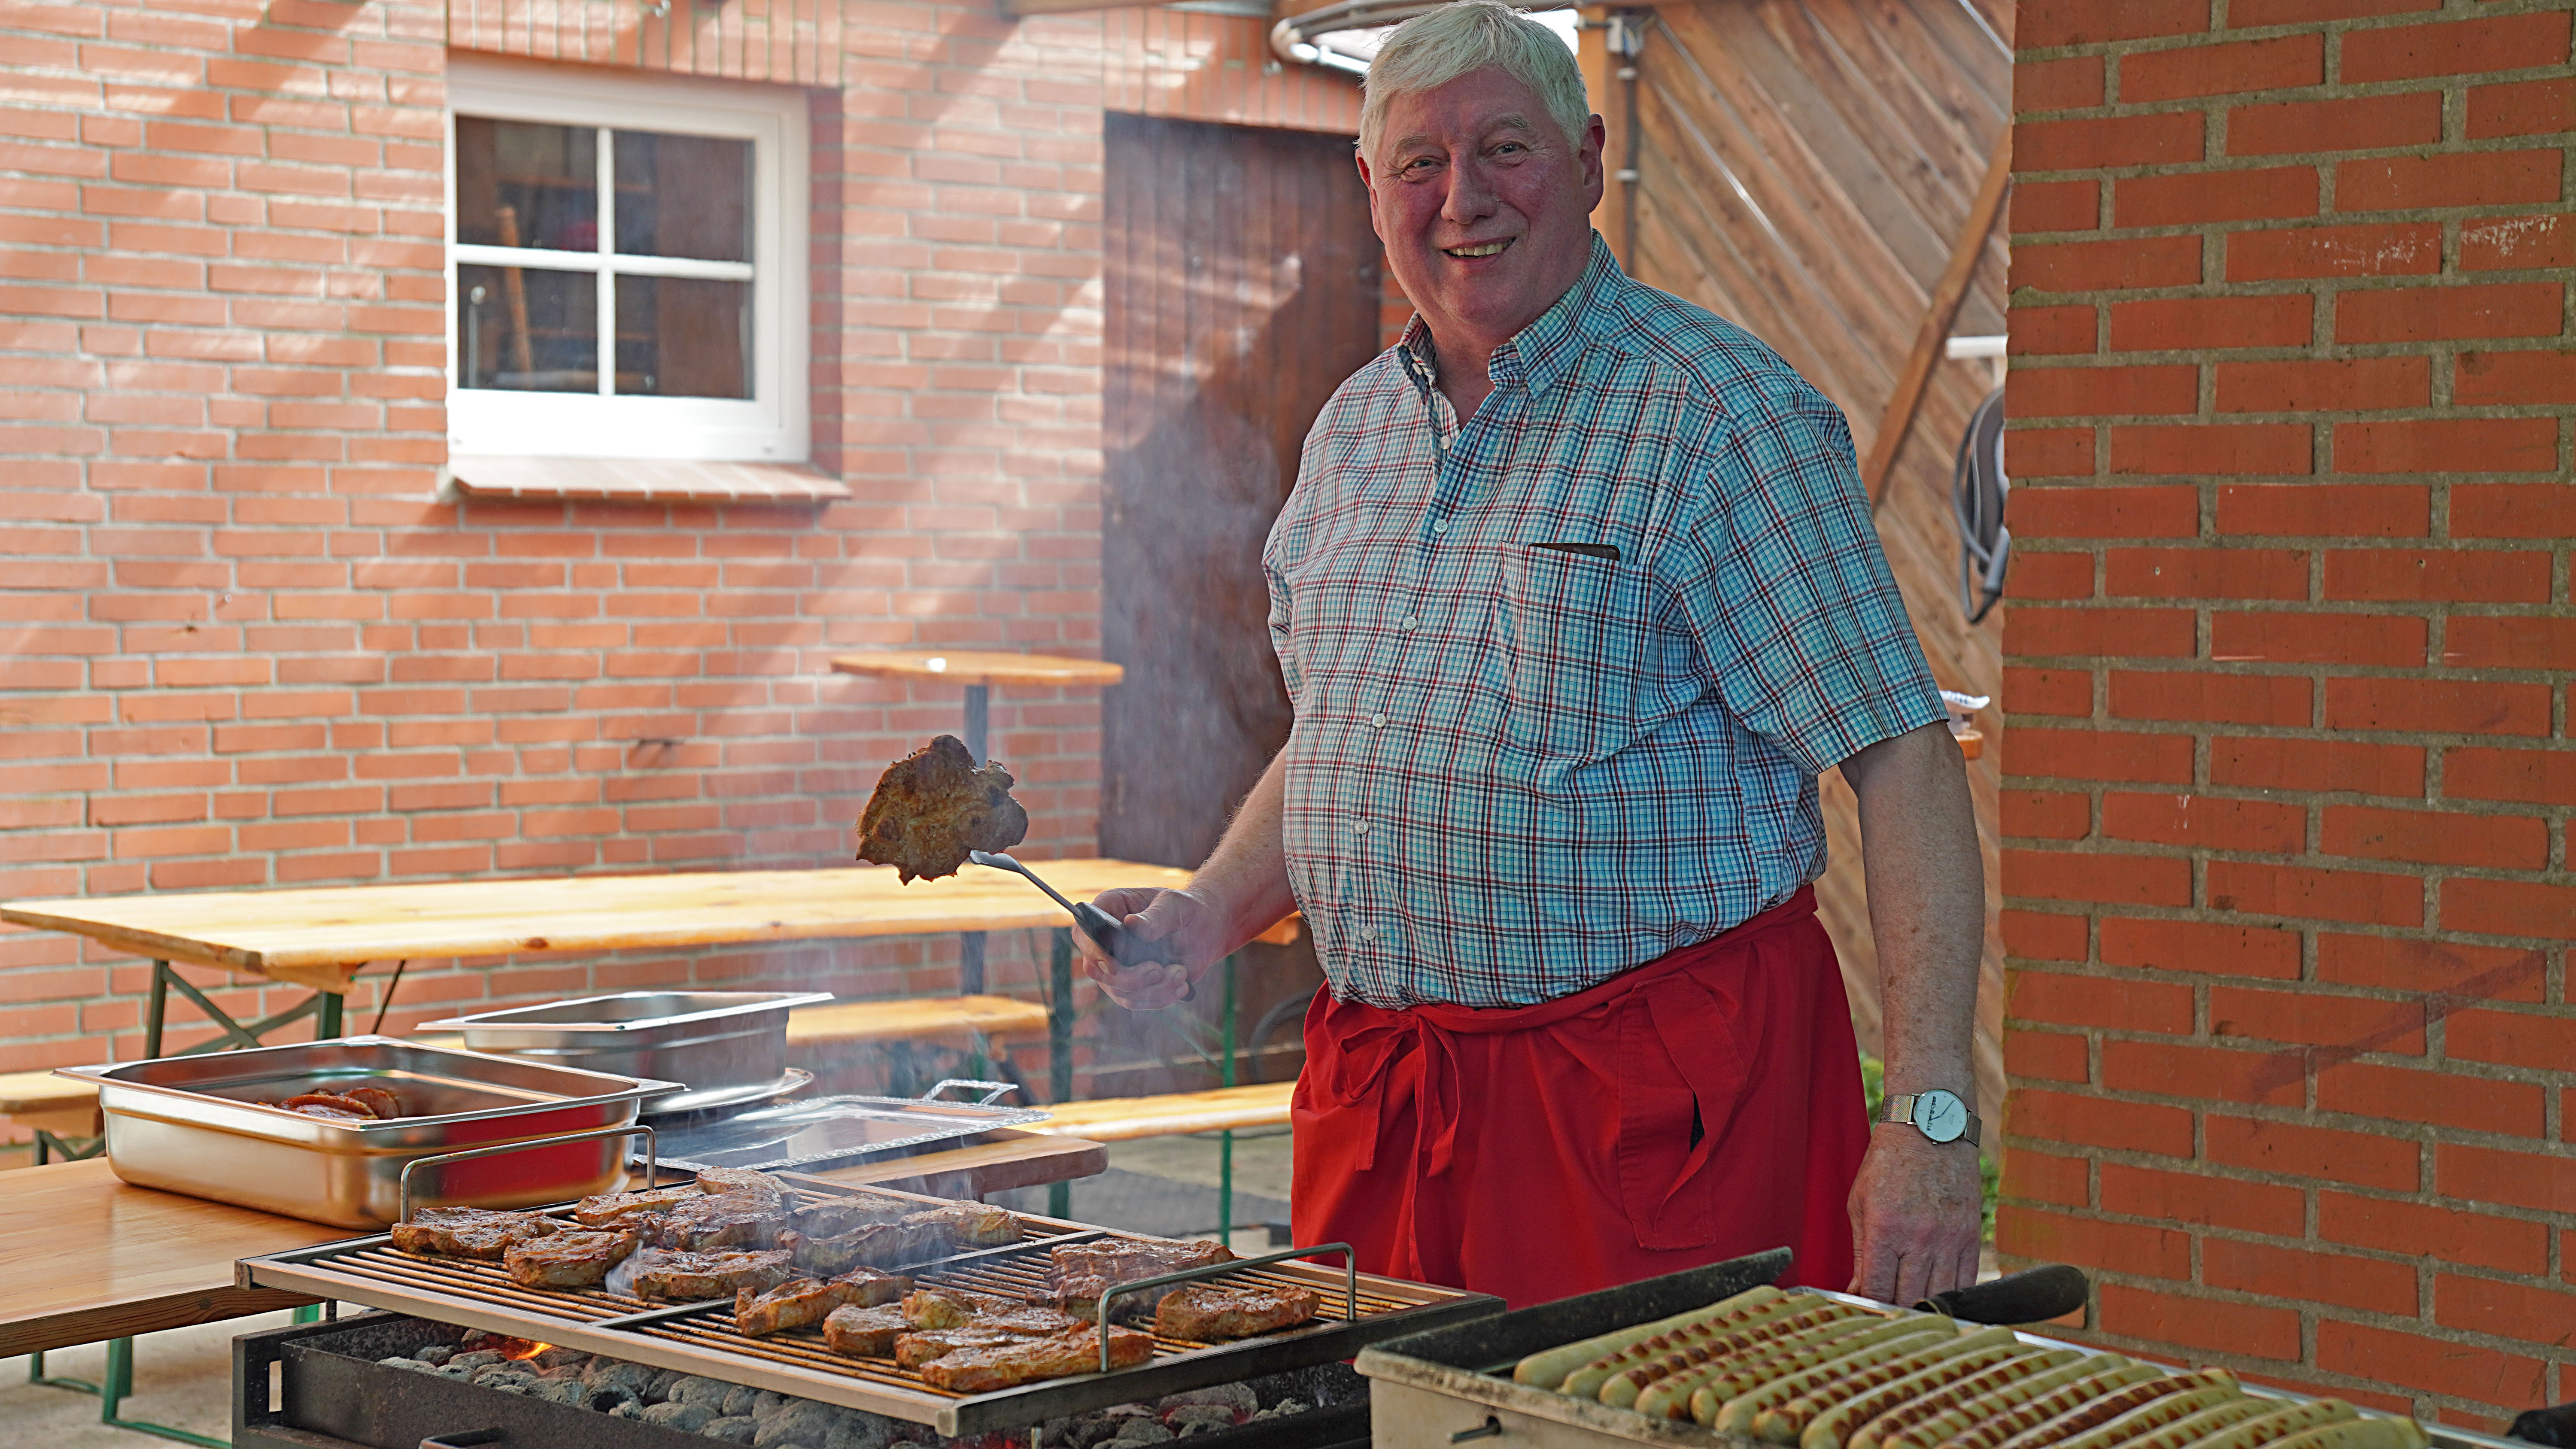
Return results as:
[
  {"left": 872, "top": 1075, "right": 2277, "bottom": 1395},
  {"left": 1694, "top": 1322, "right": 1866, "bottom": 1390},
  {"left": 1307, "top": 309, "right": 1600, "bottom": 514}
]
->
[{"left": 1915, "top": 1089, "right": 1968, "bottom": 1144}]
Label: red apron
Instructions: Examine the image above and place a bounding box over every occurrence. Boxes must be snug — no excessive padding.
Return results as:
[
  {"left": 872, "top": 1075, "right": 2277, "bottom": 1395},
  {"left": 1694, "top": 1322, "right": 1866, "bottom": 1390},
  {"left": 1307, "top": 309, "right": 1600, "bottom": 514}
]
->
[{"left": 1289, "top": 887, "right": 1866, "bottom": 1308}]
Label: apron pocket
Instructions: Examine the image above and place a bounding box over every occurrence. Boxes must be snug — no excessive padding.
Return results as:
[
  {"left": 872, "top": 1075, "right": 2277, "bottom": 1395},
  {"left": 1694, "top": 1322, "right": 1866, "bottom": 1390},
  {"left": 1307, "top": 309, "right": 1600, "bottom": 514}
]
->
[{"left": 1614, "top": 975, "right": 1753, "bottom": 1250}]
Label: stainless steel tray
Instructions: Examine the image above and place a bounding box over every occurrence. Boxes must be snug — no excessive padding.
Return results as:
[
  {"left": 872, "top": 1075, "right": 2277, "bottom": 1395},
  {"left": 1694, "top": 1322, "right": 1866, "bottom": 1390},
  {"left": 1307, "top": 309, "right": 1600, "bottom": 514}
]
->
[
  {"left": 642, "top": 1080, "right": 1050, "bottom": 1174},
  {"left": 58, "top": 1036, "right": 680, "bottom": 1229},
  {"left": 421, "top": 990, "right": 832, "bottom": 1112}
]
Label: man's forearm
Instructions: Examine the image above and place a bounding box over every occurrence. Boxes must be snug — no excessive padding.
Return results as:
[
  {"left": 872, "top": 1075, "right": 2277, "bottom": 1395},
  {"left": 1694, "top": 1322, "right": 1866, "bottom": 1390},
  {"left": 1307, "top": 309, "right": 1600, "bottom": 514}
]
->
[
  {"left": 1841, "top": 721, "right": 1983, "bottom": 1101},
  {"left": 1190, "top": 750, "right": 1301, "bottom": 949}
]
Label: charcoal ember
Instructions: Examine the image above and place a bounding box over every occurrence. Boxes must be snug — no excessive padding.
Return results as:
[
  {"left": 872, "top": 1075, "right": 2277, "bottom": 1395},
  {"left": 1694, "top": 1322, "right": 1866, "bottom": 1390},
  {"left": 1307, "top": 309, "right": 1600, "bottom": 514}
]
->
[
  {"left": 479, "top": 1371, "right": 538, "bottom": 1394},
  {"left": 590, "top": 1386, "right": 644, "bottom": 1416},
  {"left": 532, "top": 1377, "right": 588, "bottom": 1407},
  {"left": 644, "top": 1402, "right": 720, "bottom": 1433},
  {"left": 411, "top": 1345, "right": 456, "bottom": 1365},
  {"left": 824, "top": 1414, "right": 897, "bottom": 1449},
  {"left": 378, "top": 1356, "right": 440, "bottom": 1373},
  {"left": 721, "top": 1382, "right": 763, "bottom": 1417},
  {"left": 1109, "top": 1422, "right": 1175, "bottom": 1447},
  {"left": 1155, "top": 1385, "right": 1255, "bottom": 1418},
  {"left": 1161, "top": 1407, "right": 1236, "bottom": 1435},
  {"left": 756, "top": 1402, "right": 842, "bottom": 1448},
  {"left": 750, "top": 1389, "right": 791, "bottom": 1419},
  {"left": 610, "top": 1400, "right": 645, "bottom": 1419},
  {"left": 1273, "top": 1400, "right": 1309, "bottom": 1415},
  {"left": 448, "top": 1350, "right": 507, "bottom": 1373},
  {"left": 704, "top": 1416, "right": 762, "bottom": 1444},
  {"left": 671, "top": 1376, "right": 734, "bottom": 1406},
  {"left": 538, "top": 1363, "right": 586, "bottom": 1380},
  {"left": 530, "top": 1346, "right": 590, "bottom": 1370},
  {"left": 1068, "top": 1422, "right": 1129, "bottom": 1449},
  {"left": 584, "top": 1360, "right": 656, "bottom": 1401}
]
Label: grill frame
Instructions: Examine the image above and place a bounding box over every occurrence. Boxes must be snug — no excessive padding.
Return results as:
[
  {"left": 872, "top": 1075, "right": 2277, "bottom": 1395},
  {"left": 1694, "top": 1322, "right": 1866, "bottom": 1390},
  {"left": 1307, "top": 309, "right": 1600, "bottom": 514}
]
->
[{"left": 240, "top": 1176, "right": 1501, "bottom": 1438}]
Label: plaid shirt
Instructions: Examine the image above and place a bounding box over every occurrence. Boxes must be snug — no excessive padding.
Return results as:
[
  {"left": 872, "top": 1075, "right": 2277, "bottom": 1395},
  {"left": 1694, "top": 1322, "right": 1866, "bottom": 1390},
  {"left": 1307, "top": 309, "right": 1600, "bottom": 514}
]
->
[{"left": 1264, "top": 236, "right": 1945, "bottom": 1009}]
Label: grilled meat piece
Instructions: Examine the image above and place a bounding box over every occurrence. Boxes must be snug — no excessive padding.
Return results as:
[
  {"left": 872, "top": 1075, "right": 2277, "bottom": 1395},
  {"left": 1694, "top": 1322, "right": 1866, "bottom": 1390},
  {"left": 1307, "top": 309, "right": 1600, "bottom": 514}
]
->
[
  {"left": 651, "top": 1194, "right": 786, "bottom": 1252},
  {"left": 390, "top": 1207, "right": 562, "bottom": 1260},
  {"left": 900, "top": 1287, "right": 986, "bottom": 1330},
  {"left": 917, "top": 1326, "right": 1155, "bottom": 1393},
  {"left": 894, "top": 1327, "right": 1022, "bottom": 1369},
  {"left": 791, "top": 1195, "right": 914, "bottom": 1237},
  {"left": 976, "top": 1305, "right": 1083, "bottom": 1337},
  {"left": 1152, "top": 1282, "right": 1320, "bottom": 1340},
  {"left": 854, "top": 735, "right": 1029, "bottom": 884},
  {"left": 905, "top": 1202, "right": 1021, "bottom": 1249},
  {"left": 822, "top": 1304, "right": 907, "bottom": 1358},
  {"left": 632, "top": 1248, "right": 796, "bottom": 1302},
  {"left": 277, "top": 1092, "right": 377, "bottom": 1120},
  {"left": 795, "top": 1221, "right": 941, "bottom": 1276},
  {"left": 504, "top": 1226, "right": 641, "bottom": 1289},
  {"left": 733, "top": 1270, "right": 911, "bottom": 1338},
  {"left": 342, "top": 1085, "right": 403, "bottom": 1119},
  {"left": 1044, "top": 1239, "right": 1237, "bottom": 1320},
  {"left": 572, "top": 1184, "right": 701, "bottom": 1225},
  {"left": 693, "top": 1167, "right": 785, "bottom": 1206}
]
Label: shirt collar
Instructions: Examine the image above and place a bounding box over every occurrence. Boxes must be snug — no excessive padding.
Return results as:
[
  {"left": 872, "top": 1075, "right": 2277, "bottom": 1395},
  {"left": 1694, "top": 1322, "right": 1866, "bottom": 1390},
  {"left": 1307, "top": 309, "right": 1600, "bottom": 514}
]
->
[{"left": 1394, "top": 233, "right": 1623, "bottom": 401}]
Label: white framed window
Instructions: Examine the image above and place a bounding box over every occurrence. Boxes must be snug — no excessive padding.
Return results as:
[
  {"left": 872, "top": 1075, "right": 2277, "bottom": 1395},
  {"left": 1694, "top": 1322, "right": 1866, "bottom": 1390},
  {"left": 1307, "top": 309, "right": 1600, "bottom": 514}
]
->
[{"left": 445, "top": 61, "right": 808, "bottom": 463}]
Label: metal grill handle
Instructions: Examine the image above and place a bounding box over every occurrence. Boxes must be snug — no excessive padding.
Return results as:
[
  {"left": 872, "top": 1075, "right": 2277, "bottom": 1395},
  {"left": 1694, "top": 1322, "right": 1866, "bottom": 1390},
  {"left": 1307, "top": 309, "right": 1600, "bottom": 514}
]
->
[
  {"left": 920, "top": 1078, "right": 1018, "bottom": 1106},
  {"left": 1091, "top": 1242, "right": 1358, "bottom": 1373},
  {"left": 397, "top": 1122, "right": 659, "bottom": 1224}
]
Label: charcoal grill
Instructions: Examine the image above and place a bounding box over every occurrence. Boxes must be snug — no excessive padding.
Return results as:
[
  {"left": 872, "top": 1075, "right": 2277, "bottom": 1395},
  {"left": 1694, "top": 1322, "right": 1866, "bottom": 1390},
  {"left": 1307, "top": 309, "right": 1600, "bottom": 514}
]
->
[{"left": 240, "top": 1179, "right": 1498, "bottom": 1437}]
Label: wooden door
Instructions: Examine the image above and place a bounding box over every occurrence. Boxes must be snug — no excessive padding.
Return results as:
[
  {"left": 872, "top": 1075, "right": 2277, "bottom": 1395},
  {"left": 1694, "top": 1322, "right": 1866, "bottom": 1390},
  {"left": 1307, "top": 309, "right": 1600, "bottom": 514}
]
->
[{"left": 1099, "top": 113, "right": 1383, "bottom": 872}]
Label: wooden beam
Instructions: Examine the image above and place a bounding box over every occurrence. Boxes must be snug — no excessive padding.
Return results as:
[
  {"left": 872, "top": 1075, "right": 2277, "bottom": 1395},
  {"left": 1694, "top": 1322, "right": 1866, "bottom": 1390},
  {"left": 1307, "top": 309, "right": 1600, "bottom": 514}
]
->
[
  {"left": 1859, "top": 127, "right": 2012, "bottom": 507},
  {"left": 1000, "top": 0, "right": 1167, "bottom": 17},
  {"left": 1577, "top": 6, "right": 1631, "bottom": 269}
]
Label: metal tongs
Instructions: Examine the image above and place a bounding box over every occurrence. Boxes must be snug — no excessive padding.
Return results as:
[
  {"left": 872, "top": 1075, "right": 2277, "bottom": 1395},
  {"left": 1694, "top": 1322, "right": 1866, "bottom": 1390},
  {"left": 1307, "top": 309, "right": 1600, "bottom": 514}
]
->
[{"left": 969, "top": 851, "right": 1188, "bottom": 975}]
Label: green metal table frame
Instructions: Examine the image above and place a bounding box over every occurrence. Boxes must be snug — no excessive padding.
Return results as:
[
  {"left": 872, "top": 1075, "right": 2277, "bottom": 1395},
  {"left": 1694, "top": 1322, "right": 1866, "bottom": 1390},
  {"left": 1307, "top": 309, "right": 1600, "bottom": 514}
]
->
[{"left": 33, "top": 960, "right": 341, "bottom": 1446}]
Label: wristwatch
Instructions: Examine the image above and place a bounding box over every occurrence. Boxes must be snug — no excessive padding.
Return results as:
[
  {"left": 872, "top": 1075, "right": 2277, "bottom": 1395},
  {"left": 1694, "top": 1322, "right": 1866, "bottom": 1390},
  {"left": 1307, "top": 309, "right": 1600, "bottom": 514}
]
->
[{"left": 1880, "top": 1088, "right": 1979, "bottom": 1146}]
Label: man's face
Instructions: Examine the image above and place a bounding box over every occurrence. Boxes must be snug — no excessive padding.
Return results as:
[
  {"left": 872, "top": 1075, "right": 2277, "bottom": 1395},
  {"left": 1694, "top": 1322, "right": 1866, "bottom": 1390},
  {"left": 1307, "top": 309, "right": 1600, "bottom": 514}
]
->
[{"left": 1359, "top": 66, "right": 1604, "bottom": 355}]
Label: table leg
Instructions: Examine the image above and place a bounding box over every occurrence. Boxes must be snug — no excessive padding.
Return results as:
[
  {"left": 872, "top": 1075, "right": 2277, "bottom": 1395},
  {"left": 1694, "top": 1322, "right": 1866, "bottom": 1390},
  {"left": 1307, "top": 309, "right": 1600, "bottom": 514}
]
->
[
  {"left": 1048, "top": 927, "right": 1075, "bottom": 1221},
  {"left": 145, "top": 957, "right": 346, "bottom": 1057},
  {"left": 99, "top": 1334, "right": 227, "bottom": 1448},
  {"left": 956, "top": 679, "right": 992, "bottom": 994},
  {"left": 958, "top": 932, "right": 985, "bottom": 996},
  {"left": 1218, "top": 953, "right": 1237, "bottom": 1245},
  {"left": 144, "top": 960, "right": 168, "bottom": 1060},
  {"left": 963, "top": 683, "right": 989, "bottom": 762}
]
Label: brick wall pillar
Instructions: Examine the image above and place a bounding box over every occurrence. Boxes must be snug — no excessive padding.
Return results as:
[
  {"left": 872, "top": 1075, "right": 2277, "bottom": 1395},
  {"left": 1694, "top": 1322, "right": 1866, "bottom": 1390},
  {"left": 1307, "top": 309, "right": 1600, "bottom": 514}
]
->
[{"left": 1998, "top": 0, "right": 2574, "bottom": 1427}]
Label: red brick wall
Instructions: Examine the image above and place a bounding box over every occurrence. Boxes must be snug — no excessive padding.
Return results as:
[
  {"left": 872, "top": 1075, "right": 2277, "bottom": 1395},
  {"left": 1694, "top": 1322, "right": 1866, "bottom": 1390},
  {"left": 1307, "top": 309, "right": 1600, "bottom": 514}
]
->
[
  {"left": 0, "top": 0, "right": 1364, "bottom": 1124},
  {"left": 1998, "top": 0, "right": 2573, "bottom": 1426}
]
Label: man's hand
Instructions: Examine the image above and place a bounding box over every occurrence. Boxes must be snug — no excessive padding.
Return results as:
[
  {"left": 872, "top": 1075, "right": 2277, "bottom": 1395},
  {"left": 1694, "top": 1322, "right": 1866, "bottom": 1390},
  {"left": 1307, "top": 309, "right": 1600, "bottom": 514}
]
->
[
  {"left": 1847, "top": 1122, "right": 1983, "bottom": 1306},
  {"left": 1072, "top": 887, "right": 1228, "bottom": 1011}
]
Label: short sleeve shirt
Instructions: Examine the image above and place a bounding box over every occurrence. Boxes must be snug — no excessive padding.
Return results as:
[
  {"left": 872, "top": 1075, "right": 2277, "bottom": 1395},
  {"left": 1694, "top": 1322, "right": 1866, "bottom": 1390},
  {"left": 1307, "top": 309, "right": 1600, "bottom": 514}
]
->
[{"left": 1262, "top": 234, "right": 1946, "bottom": 1009}]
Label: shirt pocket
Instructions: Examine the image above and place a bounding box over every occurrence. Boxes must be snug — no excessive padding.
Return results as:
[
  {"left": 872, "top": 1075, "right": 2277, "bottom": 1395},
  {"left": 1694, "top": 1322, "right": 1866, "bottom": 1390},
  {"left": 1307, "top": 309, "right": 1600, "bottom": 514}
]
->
[{"left": 1497, "top": 544, "right": 1646, "bottom": 761}]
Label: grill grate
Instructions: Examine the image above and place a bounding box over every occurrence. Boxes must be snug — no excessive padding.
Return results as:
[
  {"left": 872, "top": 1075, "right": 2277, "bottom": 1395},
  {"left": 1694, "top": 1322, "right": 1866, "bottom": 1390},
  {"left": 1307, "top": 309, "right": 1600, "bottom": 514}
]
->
[{"left": 243, "top": 1179, "right": 1501, "bottom": 1437}]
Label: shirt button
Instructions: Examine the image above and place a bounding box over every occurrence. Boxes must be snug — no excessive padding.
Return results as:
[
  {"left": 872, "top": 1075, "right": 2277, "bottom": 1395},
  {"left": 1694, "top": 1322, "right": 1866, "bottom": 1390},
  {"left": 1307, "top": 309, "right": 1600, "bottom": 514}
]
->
[
  {"left": 1370, "top": 713, "right": 1387, "bottom": 728},
  {"left": 1357, "top": 925, "right": 1376, "bottom": 943},
  {"left": 1431, "top": 519, "right": 1448, "bottom": 535},
  {"left": 1400, "top": 617, "right": 1418, "bottom": 630},
  {"left": 1352, "top": 819, "right": 1369, "bottom": 835}
]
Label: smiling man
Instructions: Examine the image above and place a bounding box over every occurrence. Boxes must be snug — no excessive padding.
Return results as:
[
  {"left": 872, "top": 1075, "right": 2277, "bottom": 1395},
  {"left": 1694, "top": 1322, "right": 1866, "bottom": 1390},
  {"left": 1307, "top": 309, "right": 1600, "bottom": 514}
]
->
[{"left": 1075, "top": 0, "right": 1986, "bottom": 1309}]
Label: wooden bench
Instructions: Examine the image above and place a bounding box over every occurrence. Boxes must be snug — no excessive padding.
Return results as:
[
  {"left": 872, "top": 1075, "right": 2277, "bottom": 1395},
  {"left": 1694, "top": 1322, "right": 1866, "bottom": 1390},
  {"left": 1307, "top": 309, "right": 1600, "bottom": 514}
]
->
[
  {"left": 786, "top": 994, "right": 1051, "bottom": 1051},
  {"left": 0, "top": 1071, "right": 102, "bottom": 1162}
]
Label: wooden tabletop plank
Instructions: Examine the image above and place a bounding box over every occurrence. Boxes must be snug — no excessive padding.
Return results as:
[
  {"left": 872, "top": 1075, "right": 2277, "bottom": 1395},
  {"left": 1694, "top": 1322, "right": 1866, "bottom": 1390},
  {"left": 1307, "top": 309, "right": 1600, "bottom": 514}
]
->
[
  {"left": 0, "top": 860, "right": 1194, "bottom": 974},
  {"left": 1027, "top": 1082, "right": 1296, "bottom": 1142},
  {"left": 786, "top": 994, "right": 1053, "bottom": 1048},
  {"left": 830, "top": 650, "right": 1125, "bottom": 688},
  {"left": 1, "top": 1132, "right": 1110, "bottom": 1358}
]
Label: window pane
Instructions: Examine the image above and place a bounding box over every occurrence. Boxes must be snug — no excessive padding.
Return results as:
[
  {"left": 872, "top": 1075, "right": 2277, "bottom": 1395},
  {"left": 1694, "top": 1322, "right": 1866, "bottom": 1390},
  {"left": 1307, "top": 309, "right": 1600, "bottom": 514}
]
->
[
  {"left": 456, "top": 116, "right": 597, "bottom": 252},
  {"left": 458, "top": 264, "right": 597, "bottom": 392},
  {"left": 613, "top": 130, "right": 752, "bottom": 263},
  {"left": 614, "top": 275, "right": 750, "bottom": 398}
]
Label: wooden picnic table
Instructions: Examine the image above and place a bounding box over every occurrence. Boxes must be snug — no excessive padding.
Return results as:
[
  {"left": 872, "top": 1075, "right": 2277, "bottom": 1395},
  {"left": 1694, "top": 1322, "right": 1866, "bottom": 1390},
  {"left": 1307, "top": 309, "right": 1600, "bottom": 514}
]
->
[
  {"left": 0, "top": 859, "right": 1293, "bottom": 1059},
  {"left": 0, "top": 1130, "right": 1109, "bottom": 1359}
]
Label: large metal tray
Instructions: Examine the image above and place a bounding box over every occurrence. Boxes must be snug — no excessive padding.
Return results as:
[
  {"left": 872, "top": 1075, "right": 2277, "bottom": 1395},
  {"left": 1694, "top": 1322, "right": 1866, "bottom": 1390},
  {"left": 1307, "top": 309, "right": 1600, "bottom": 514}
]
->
[
  {"left": 58, "top": 1036, "right": 679, "bottom": 1229},
  {"left": 421, "top": 990, "right": 832, "bottom": 1115},
  {"left": 641, "top": 1081, "right": 1051, "bottom": 1175}
]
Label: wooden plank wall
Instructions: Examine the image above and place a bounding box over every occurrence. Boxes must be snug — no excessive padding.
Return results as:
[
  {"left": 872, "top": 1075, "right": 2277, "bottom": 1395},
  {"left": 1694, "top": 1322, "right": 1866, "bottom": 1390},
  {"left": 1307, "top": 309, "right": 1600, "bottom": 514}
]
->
[{"left": 1595, "top": 0, "right": 2016, "bottom": 1124}]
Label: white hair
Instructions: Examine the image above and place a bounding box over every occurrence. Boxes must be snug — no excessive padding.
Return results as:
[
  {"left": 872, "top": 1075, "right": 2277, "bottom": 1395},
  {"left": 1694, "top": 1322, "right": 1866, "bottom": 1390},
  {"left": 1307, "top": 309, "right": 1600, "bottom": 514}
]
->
[{"left": 1358, "top": 0, "right": 1590, "bottom": 164}]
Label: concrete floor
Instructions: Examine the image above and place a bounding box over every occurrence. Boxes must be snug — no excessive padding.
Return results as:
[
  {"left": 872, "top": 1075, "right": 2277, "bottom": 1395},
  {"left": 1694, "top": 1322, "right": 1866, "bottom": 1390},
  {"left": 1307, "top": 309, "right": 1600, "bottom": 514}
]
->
[{"left": 0, "top": 1310, "right": 301, "bottom": 1449}]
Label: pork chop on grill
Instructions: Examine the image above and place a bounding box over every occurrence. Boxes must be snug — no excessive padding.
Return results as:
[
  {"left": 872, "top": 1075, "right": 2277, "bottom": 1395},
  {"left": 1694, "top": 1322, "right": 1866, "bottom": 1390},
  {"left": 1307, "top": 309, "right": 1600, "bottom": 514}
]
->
[
  {"left": 571, "top": 1184, "right": 700, "bottom": 1225},
  {"left": 1151, "top": 1282, "right": 1320, "bottom": 1340},
  {"left": 917, "top": 1325, "right": 1155, "bottom": 1393},
  {"left": 854, "top": 735, "right": 1028, "bottom": 884},
  {"left": 631, "top": 1248, "right": 796, "bottom": 1301},
  {"left": 905, "top": 1202, "right": 1022, "bottom": 1249},
  {"left": 793, "top": 1220, "right": 941, "bottom": 1276},
  {"left": 732, "top": 1269, "right": 912, "bottom": 1338},
  {"left": 390, "top": 1207, "right": 562, "bottom": 1260},
  {"left": 692, "top": 1166, "right": 785, "bottom": 1206},
  {"left": 790, "top": 1195, "right": 913, "bottom": 1237},
  {"left": 1043, "top": 1239, "right": 1237, "bottom": 1320},
  {"left": 822, "top": 1303, "right": 907, "bottom": 1358},
  {"left": 650, "top": 1193, "right": 786, "bottom": 1252},
  {"left": 504, "top": 1225, "right": 641, "bottom": 1289},
  {"left": 893, "top": 1327, "right": 1025, "bottom": 1369}
]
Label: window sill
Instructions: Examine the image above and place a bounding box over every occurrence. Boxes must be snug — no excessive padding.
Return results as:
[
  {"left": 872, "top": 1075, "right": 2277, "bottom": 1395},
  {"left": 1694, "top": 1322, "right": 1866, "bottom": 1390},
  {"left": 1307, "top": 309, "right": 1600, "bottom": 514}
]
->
[{"left": 446, "top": 454, "right": 848, "bottom": 504}]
